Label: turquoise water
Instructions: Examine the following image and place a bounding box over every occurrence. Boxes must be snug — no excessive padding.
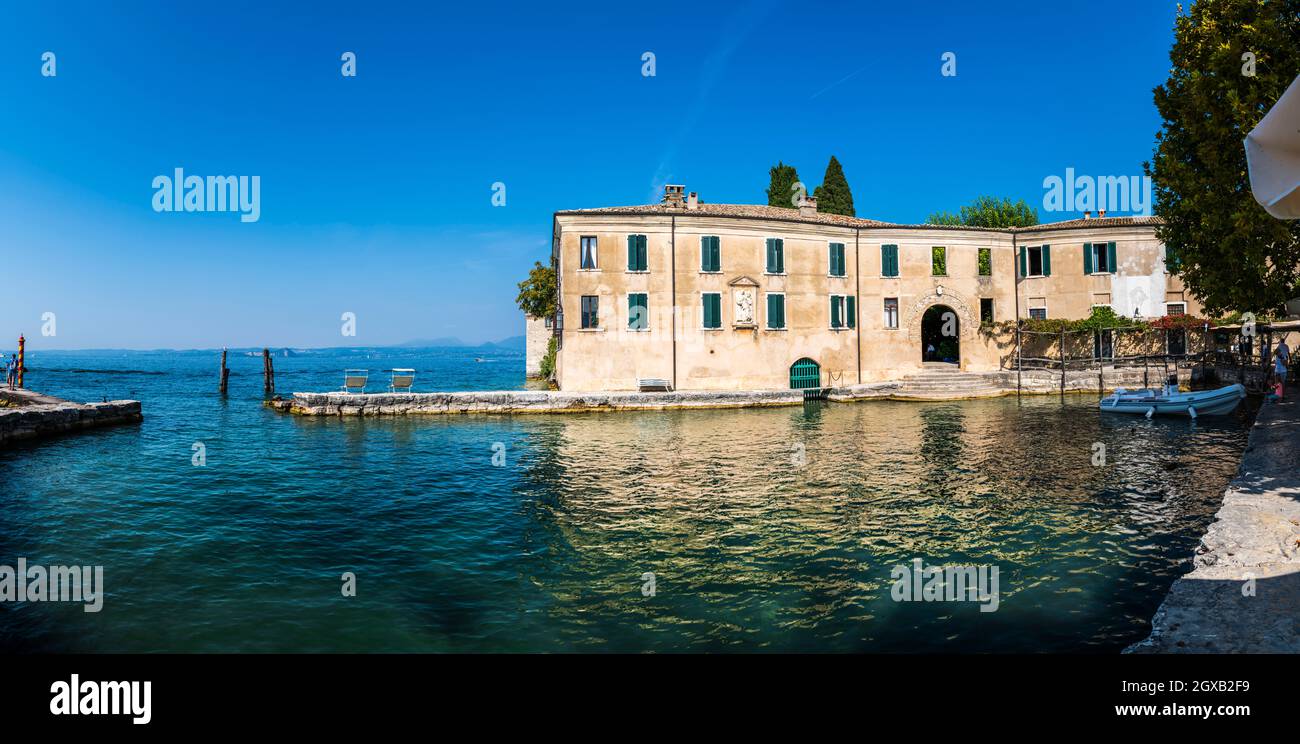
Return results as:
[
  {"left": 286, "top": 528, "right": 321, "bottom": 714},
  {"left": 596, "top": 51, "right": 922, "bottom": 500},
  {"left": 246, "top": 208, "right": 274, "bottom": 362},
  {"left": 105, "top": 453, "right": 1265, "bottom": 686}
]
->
[{"left": 0, "top": 349, "right": 1257, "bottom": 652}]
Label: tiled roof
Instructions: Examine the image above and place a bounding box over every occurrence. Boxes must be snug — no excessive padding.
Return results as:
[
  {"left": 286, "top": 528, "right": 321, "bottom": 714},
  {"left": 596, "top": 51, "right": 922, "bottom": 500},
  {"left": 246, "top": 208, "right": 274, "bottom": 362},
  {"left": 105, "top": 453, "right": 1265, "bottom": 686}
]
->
[{"left": 555, "top": 203, "right": 1161, "bottom": 234}]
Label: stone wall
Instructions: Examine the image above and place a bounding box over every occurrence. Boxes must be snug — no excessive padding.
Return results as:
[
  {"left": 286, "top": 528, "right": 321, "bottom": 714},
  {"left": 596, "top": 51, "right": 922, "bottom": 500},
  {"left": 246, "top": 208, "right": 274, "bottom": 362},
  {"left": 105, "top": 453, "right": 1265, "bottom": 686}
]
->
[
  {"left": 524, "top": 315, "right": 551, "bottom": 378},
  {"left": 0, "top": 401, "right": 143, "bottom": 446},
  {"left": 276, "top": 389, "right": 805, "bottom": 416}
]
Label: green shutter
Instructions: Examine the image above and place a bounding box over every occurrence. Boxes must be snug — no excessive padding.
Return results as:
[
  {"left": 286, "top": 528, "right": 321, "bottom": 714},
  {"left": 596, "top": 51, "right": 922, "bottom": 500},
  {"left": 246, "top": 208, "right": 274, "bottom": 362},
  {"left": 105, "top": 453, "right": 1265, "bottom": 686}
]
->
[
  {"left": 628, "top": 235, "right": 636, "bottom": 270},
  {"left": 1019, "top": 246, "right": 1027, "bottom": 277},
  {"left": 703, "top": 294, "right": 721, "bottom": 329},
  {"left": 882, "top": 245, "right": 899, "bottom": 277},
  {"left": 831, "top": 297, "right": 841, "bottom": 328},
  {"left": 846, "top": 295, "right": 856, "bottom": 328},
  {"left": 1042, "top": 245, "right": 1051, "bottom": 276},
  {"left": 628, "top": 293, "right": 647, "bottom": 329},
  {"left": 702, "top": 236, "right": 720, "bottom": 271},
  {"left": 767, "top": 294, "right": 784, "bottom": 329},
  {"left": 766, "top": 239, "right": 783, "bottom": 273},
  {"left": 1083, "top": 242, "right": 1093, "bottom": 274},
  {"left": 1107, "top": 241, "right": 1116, "bottom": 273}
]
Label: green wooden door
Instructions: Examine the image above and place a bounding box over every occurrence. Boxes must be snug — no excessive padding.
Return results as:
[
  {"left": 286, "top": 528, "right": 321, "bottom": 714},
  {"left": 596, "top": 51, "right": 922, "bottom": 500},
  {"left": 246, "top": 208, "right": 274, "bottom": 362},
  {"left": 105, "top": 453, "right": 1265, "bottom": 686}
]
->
[{"left": 789, "top": 358, "right": 821, "bottom": 390}]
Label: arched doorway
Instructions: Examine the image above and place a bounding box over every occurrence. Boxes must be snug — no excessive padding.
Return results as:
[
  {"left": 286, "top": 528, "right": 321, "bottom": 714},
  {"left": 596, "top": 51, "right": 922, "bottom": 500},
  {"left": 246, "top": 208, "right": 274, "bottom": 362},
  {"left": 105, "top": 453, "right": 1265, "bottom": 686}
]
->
[
  {"left": 921, "top": 305, "right": 960, "bottom": 364},
  {"left": 789, "top": 358, "right": 821, "bottom": 390}
]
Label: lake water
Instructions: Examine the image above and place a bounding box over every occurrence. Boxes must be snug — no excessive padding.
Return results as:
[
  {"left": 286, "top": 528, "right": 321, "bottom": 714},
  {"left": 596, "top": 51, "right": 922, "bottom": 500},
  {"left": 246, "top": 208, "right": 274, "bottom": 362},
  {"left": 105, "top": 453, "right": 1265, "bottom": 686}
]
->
[{"left": 0, "top": 349, "right": 1257, "bottom": 652}]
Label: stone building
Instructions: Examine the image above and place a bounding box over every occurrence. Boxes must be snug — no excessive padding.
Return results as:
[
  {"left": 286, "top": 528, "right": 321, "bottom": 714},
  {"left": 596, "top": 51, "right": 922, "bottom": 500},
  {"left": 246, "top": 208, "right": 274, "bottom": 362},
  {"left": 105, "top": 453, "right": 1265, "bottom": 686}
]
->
[{"left": 547, "top": 185, "right": 1200, "bottom": 392}]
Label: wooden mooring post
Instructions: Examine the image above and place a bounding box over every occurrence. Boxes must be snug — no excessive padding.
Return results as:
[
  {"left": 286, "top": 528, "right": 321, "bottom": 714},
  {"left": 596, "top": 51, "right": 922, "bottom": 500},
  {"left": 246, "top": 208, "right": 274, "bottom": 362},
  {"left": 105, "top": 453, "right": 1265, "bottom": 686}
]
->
[
  {"left": 219, "top": 348, "right": 229, "bottom": 394},
  {"left": 263, "top": 348, "right": 275, "bottom": 395},
  {"left": 1059, "top": 328, "right": 1066, "bottom": 396}
]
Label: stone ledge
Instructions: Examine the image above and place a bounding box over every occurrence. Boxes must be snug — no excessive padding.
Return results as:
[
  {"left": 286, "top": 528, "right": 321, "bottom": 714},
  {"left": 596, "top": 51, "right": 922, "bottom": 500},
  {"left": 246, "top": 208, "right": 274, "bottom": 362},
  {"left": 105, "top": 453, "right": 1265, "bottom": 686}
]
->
[
  {"left": 0, "top": 400, "right": 143, "bottom": 446},
  {"left": 273, "top": 389, "right": 807, "bottom": 416}
]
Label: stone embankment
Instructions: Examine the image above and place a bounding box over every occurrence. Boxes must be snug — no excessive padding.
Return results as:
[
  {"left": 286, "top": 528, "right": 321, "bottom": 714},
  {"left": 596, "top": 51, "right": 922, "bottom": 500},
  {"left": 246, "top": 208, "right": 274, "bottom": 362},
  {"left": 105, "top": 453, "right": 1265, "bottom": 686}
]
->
[
  {"left": 273, "top": 389, "right": 807, "bottom": 416},
  {"left": 0, "top": 389, "right": 143, "bottom": 446},
  {"left": 1127, "top": 396, "right": 1300, "bottom": 653},
  {"left": 274, "top": 365, "right": 1195, "bottom": 416}
]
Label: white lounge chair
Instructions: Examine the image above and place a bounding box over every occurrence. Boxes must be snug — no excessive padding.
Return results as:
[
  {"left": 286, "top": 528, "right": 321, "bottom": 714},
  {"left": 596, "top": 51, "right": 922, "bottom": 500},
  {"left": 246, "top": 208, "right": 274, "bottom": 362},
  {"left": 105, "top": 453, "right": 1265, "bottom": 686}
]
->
[
  {"left": 390, "top": 368, "right": 415, "bottom": 392},
  {"left": 341, "top": 369, "right": 368, "bottom": 394}
]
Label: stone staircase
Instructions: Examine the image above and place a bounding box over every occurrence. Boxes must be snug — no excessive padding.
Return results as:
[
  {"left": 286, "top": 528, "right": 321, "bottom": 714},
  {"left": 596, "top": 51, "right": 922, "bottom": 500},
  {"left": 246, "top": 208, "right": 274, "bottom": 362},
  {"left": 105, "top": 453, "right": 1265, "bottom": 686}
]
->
[{"left": 894, "top": 363, "right": 1009, "bottom": 400}]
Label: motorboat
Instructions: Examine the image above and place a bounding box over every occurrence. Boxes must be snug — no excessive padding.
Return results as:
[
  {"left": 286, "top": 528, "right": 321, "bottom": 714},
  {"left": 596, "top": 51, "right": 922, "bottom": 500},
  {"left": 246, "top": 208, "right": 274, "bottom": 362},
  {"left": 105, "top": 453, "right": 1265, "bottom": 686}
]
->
[{"left": 1099, "top": 377, "right": 1245, "bottom": 418}]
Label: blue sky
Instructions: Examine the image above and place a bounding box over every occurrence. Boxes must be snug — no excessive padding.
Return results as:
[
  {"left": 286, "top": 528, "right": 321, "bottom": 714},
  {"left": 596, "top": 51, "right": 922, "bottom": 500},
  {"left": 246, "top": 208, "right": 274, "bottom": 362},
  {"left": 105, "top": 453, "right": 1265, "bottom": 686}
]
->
[{"left": 0, "top": 0, "right": 1180, "bottom": 349}]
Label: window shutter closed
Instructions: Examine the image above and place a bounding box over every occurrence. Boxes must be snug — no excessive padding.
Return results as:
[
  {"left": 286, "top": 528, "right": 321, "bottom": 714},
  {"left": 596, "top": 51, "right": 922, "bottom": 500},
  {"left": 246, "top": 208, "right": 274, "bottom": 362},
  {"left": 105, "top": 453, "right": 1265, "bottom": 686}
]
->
[
  {"left": 1107, "top": 242, "right": 1116, "bottom": 273},
  {"left": 1042, "top": 245, "right": 1052, "bottom": 276},
  {"left": 628, "top": 236, "right": 636, "bottom": 270}
]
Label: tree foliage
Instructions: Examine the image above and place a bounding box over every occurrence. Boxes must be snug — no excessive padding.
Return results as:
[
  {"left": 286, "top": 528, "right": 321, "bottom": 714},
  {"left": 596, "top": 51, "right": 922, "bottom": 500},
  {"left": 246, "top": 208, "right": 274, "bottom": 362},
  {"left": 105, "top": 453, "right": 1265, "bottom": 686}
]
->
[
  {"left": 926, "top": 196, "right": 1038, "bottom": 228},
  {"left": 813, "top": 155, "right": 855, "bottom": 216},
  {"left": 515, "top": 261, "right": 557, "bottom": 319},
  {"left": 766, "top": 161, "right": 801, "bottom": 208},
  {"left": 1147, "top": 0, "right": 1300, "bottom": 316}
]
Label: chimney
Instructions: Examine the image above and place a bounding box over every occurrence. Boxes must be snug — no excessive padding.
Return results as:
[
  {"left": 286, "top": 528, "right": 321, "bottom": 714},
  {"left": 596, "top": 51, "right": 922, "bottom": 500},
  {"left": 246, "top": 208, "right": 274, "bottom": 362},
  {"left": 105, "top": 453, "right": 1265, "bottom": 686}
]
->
[
  {"left": 798, "top": 195, "right": 818, "bottom": 217},
  {"left": 662, "top": 184, "right": 685, "bottom": 208},
  {"left": 1083, "top": 210, "right": 1091, "bottom": 219},
  {"left": 1099, "top": 208, "right": 1106, "bottom": 218},
  {"left": 686, "top": 192, "right": 699, "bottom": 210}
]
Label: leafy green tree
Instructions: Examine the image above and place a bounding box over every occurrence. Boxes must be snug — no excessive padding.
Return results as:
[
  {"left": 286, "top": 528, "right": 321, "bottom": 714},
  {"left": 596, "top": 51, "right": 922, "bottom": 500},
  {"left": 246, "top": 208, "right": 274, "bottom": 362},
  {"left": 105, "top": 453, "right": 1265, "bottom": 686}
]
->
[
  {"left": 766, "top": 161, "right": 801, "bottom": 208},
  {"left": 1147, "top": 0, "right": 1300, "bottom": 316},
  {"left": 813, "top": 155, "right": 855, "bottom": 216},
  {"left": 515, "top": 261, "right": 557, "bottom": 319},
  {"left": 927, "top": 196, "right": 1038, "bottom": 228}
]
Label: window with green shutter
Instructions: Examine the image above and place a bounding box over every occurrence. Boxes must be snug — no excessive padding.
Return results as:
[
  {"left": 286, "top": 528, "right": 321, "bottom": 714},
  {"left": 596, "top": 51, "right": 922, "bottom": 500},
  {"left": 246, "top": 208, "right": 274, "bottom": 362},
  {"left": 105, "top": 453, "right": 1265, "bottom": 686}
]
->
[
  {"left": 1106, "top": 241, "right": 1116, "bottom": 274},
  {"left": 766, "top": 238, "right": 784, "bottom": 274},
  {"left": 881, "top": 244, "right": 899, "bottom": 277},
  {"left": 1165, "top": 245, "right": 1181, "bottom": 272},
  {"left": 628, "top": 293, "right": 648, "bottom": 330},
  {"left": 1084, "top": 242, "right": 1094, "bottom": 274},
  {"left": 829, "top": 242, "right": 846, "bottom": 276},
  {"left": 702, "top": 293, "right": 721, "bottom": 329},
  {"left": 1042, "top": 244, "right": 1051, "bottom": 276},
  {"left": 766, "top": 293, "right": 785, "bottom": 329},
  {"left": 846, "top": 295, "right": 856, "bottom": 328},
  {"left": 700, "top": 236, "right": 720, "bottom": 272},
  {"left": 627, "top": 234, "right": 648, "bottom": 271}
]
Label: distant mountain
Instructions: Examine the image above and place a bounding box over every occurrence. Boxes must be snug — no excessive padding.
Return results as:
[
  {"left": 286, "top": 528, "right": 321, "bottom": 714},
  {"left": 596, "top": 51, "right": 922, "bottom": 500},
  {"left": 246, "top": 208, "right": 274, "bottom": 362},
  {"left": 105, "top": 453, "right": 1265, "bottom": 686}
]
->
[
  {"left": 482, "top": 335, "right": 525, "bottom": 350},
  {"left": 395, "top": 335, "right": 524, "bottom": 350},
  {"left": 395, "top": 337, "right": 466, "bottom": 348}
]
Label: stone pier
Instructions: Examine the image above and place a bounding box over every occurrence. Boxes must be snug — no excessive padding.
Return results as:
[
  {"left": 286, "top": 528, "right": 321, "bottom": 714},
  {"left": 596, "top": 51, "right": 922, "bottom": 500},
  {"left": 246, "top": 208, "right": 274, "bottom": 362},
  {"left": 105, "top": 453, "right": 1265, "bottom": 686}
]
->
[
  {"left": 1127, "top": 396, "right": 1300, "bottom": 653},
  {"left": 0, "top": 389, "right": 143, "bottom": 446}
]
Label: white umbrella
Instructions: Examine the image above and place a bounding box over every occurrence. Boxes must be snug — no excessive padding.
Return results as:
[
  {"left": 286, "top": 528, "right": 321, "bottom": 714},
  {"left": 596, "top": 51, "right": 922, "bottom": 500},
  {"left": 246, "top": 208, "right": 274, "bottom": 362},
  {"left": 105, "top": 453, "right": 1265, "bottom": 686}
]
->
[{"left": 1245, "top": 74, "right": 1300, "bottom": 219}]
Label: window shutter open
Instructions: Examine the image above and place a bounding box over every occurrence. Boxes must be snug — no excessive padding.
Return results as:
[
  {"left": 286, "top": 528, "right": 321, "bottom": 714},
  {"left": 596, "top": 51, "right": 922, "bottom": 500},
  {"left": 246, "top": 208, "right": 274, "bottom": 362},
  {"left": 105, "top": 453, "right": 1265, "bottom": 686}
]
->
[
  {"left": 847, "top": 295, "right": 856, "bottom": 328},
  {"left": 1083, "top": 242, "right": 1093, "bottom": 274},
  {"left": 1019, "top": 246, "right": 1027, "bottom": 277},
  {"left": 1107, "top": 241, "right": 1116, "bottom": 272},
  {"left": 1042, "top": 245, "right": 1051, "bottom": 276}
]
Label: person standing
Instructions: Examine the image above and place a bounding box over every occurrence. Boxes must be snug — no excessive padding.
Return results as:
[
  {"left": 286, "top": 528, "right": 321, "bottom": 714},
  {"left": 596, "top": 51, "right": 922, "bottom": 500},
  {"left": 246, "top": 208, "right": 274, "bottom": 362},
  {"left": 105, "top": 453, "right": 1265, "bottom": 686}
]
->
[
  {"left": 4, "top": 355, "right": 14, "bottom": 390},
  {"left": 1274, "top": 338, "right": 1291, "bottom": 398}
]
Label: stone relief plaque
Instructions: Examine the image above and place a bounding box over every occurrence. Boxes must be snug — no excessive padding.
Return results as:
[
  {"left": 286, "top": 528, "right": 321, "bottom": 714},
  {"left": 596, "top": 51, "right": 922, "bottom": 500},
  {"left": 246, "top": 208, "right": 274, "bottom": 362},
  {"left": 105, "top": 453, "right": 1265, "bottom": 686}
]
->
[{"left": 732, "top": 286, "right": 756, "bottom": 327}]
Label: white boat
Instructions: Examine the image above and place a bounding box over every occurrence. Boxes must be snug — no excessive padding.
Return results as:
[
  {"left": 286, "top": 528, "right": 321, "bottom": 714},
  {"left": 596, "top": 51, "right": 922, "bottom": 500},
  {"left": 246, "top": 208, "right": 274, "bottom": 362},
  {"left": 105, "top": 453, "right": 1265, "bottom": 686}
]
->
[{"left": 1099, "top": 381, "right": 1246, "bottom": 418}]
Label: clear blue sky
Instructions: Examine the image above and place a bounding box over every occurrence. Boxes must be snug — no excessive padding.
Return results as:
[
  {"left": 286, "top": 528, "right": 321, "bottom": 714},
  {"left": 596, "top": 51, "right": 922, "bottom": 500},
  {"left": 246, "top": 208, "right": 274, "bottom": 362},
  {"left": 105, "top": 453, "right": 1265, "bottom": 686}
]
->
[{"left": 0, "top": 0, "right": 1180, "bottom": 349}]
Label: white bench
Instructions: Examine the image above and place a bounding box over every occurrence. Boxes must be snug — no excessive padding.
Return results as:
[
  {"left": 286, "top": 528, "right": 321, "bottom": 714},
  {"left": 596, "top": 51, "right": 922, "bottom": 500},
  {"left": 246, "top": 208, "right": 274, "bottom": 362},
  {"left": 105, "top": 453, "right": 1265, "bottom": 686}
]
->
[{"left": 638, "top": 378, "right": 672, "bottom": 392}]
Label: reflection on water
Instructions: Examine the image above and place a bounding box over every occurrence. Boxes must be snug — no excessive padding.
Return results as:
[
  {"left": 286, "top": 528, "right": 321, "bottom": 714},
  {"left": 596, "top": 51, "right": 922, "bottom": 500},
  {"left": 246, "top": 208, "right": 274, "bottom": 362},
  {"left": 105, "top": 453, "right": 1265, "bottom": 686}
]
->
[{"left": 0, "top": 352, "right": 1258, "bottom": 652}]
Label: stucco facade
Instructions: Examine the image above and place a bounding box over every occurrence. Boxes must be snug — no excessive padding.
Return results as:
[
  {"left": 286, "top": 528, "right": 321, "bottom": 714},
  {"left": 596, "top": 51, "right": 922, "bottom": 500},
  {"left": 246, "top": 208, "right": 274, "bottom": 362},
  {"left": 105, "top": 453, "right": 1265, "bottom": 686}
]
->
[{"left": 549, "top": 193, "right": 1199, "bottom": 392}]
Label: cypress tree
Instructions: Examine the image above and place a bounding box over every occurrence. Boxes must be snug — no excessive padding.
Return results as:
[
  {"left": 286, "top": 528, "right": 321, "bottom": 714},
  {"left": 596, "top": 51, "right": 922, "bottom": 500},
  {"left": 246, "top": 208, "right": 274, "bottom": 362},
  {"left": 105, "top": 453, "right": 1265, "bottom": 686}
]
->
[
  {"left": 813, "top": 155, "right": 855, "bottom": 216},
  {"left": 766, "top": 162, "right": 801, "bottom": 208}
]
